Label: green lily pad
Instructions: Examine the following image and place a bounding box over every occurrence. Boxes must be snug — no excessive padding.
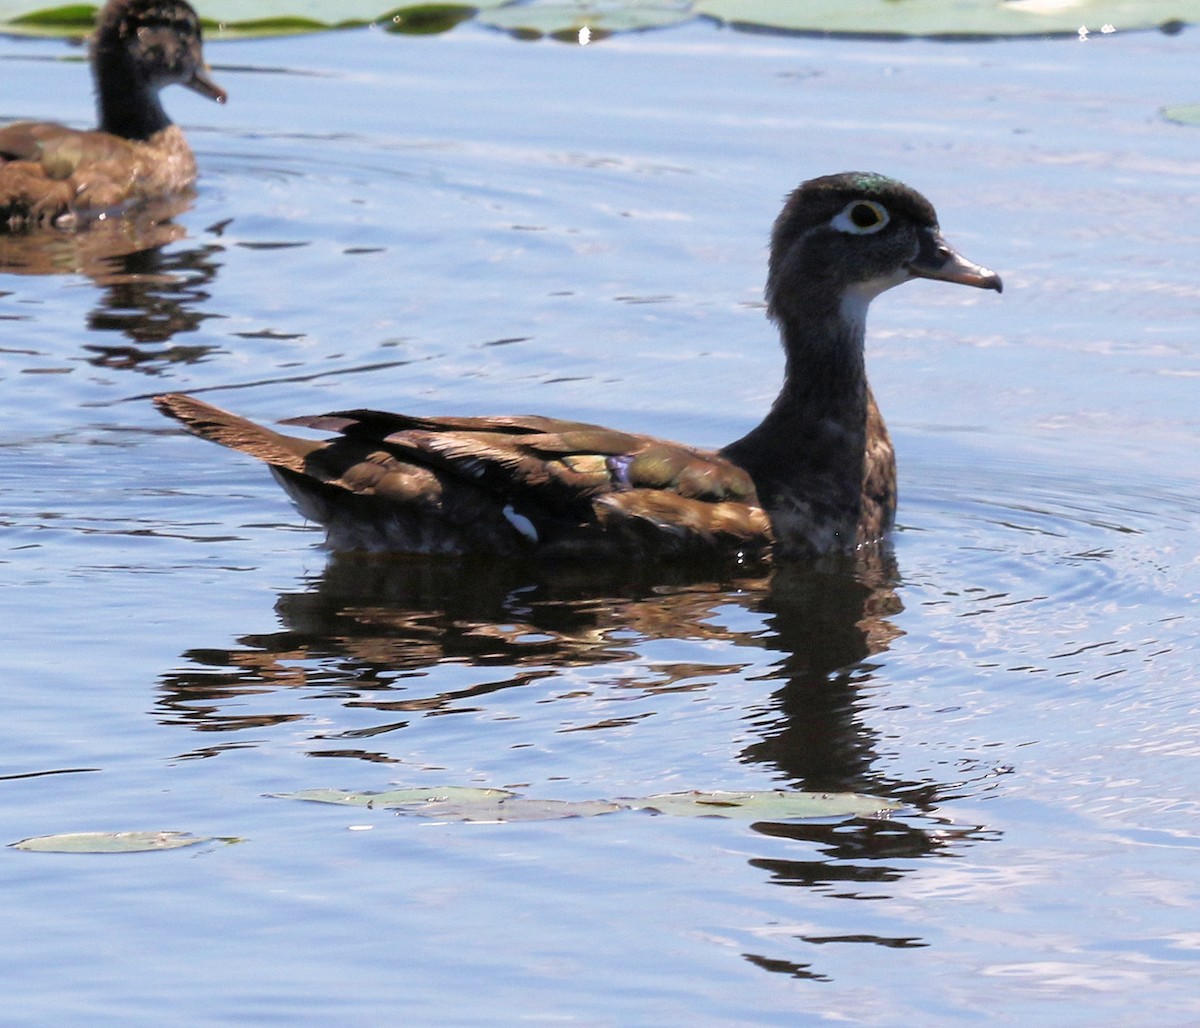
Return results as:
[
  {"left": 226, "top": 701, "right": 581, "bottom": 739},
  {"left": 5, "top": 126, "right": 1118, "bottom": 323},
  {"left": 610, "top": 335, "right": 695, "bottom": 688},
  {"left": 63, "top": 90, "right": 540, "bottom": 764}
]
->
[
  {"left": 0, "top": 2, "right": 510, "bottom": 38},
  {"left": 377, "top": 4, "right": 479, "bottom": 35},
  {"left": 0, "top": 0, "right": 1196, "bottom": 38},
  {"left": 1163, "top": 103, "right": 1200, "bottom": 126},
  {"left": 694, "top": 0, "right": 1197, "bottom": 37},
  {"left": 10, "top": 830, "right": 211, "bottom": 853},
  {"left": 274, "top": 785, "right": 899, "bottom": 822}
]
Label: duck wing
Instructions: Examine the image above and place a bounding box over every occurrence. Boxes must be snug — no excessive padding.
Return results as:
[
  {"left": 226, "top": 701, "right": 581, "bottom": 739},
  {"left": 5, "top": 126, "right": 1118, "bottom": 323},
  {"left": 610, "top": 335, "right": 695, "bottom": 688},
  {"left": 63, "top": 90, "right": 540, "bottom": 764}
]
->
[
  {"left": 155, "top": 395, "right": 772, "bottom": 560},
  {"left": 0, "top": 122, "right": 146, "bottom": 227}
]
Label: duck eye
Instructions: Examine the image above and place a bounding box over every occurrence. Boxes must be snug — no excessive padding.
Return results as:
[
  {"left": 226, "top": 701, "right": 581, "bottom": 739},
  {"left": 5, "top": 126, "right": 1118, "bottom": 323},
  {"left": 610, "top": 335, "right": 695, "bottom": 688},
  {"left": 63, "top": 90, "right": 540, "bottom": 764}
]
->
[{"left": 831, "top": 200, "right": 890, "bottom": 235}]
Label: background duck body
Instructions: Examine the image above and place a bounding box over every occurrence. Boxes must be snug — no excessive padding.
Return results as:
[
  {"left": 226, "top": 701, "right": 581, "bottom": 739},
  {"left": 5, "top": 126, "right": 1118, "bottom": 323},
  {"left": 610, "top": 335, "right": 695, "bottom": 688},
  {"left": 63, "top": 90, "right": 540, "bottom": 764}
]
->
[
  {"left": 0, "top": 123, "right": 199, "bottom": 229},
  {"left": 155, "top": 173, "right": 1001, "bottom": 563},
  {"left": 0, "top": 0, "right": 224, "bottom": 230}
]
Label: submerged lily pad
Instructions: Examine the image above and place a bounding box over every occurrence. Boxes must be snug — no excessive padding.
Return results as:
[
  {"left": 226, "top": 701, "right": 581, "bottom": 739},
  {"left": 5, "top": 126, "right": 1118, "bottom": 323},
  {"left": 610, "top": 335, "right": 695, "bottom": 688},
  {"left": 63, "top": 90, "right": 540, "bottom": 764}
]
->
[
  {"left": 274, "top": 785, "right": 899, "bottom": 822},
  {"left": 278, "top": 786, "right": 515, "bottom": 808},
  {"left": 626, "top": 788, "right": 900, "bottom": 819},
  {"left": 422, "top": 796, "right": 625, "bottom": 820},
  {"left": 1162, "top": 103, "right": 1200, "bottom": 125},
  {"left": 275, "top": 786, "right": 624, "bottom": 820},
  {"left": 10, "top": 830, "right": 211, "bottom": 853}
]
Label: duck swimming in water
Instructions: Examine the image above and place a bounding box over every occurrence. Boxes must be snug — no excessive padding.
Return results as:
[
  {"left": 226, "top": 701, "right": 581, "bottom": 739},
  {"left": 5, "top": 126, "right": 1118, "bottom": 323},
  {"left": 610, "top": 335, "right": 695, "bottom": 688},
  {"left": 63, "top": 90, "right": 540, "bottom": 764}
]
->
[
  {"left": 0, "top": 0, "right": 225, "bottom": 230},
  {"left": 154, "top": 172, "right": 1002, "bottom": 562}
]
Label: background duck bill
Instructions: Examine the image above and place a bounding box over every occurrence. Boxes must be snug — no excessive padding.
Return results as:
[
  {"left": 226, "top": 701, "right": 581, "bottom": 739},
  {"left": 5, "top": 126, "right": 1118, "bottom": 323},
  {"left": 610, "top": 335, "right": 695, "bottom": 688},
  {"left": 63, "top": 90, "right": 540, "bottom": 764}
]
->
[{"left": 187, "top": 69, "right": 227, "bottom": 103}]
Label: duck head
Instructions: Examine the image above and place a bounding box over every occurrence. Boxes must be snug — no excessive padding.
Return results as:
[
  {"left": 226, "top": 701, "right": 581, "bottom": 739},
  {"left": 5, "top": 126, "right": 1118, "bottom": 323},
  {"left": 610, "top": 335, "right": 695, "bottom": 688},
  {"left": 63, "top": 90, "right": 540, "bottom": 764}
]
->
[
  {"left": 93, "top": 0, "right": 225, "bottom": 137},
  {"left": 766, "top": 171, "right": 1001, "bottom": 331}
]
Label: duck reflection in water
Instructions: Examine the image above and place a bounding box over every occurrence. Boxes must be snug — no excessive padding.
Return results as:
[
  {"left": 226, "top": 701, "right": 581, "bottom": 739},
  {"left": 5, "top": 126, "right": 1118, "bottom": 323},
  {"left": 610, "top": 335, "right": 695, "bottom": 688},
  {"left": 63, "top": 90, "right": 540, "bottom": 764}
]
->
[
  {"left": 1, "top": 212, "right": 227, "bottom": 366},
  {"left": 159, "top": 548, "right": 926, "bottom": 804},
  {"left": 156, "top": 549, "right": 996, "bottom": 974},
  {"left": 80, "top": 233, "right": 226, "bottom": 369}
]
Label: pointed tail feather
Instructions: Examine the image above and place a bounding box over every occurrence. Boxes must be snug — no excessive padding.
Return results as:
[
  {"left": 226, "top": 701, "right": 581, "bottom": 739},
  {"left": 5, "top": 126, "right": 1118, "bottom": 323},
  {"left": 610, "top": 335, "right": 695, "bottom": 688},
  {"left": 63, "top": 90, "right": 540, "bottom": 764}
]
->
[{"left": 153, "top": 393, "right": 320, "bottom": 475}]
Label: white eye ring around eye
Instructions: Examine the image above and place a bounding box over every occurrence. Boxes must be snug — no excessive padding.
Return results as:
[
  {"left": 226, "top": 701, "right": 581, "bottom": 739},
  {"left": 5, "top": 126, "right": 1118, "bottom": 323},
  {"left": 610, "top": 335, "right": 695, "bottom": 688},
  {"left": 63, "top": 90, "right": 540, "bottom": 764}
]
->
[{"left": 831, "top": 200, "right": 890, "bottom": 235}]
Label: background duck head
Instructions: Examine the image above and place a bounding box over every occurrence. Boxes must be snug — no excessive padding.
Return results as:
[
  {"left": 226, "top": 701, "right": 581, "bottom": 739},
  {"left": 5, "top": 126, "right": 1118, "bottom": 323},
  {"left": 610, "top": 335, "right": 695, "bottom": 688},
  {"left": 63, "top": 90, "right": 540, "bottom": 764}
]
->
[
  {"left": 0, "top": 0, "right": 225, "bottom": 229},
  {"left": 93, "top": 0, "right": 226, "bottom": 140}
]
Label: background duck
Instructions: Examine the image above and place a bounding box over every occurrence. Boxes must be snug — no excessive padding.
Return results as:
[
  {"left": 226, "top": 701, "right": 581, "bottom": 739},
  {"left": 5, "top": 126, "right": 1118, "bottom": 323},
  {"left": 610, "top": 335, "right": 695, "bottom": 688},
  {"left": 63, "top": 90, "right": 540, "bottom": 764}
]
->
[
  {"left": 0, "top": 0, "right": 225, "bottom": 230},
  {"left": 155, "top": 172, "right": 1002, "bottom": 562}
]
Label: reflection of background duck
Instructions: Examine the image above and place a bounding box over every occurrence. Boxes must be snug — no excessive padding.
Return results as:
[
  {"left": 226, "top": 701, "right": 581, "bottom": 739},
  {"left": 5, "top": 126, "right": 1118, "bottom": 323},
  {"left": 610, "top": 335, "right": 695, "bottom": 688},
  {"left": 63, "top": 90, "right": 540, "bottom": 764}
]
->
[
  {"left": 82, "top": 233, "right": 226, "bottom": 368},
  {"left": 1, "top": 217, "right": 226, "bottom": 366},
  {"left": 0, "top": 0, "right": 225, "bottom": 231},
  {"left": 0, "top": 194, "right": 188, "bottom": 273}
]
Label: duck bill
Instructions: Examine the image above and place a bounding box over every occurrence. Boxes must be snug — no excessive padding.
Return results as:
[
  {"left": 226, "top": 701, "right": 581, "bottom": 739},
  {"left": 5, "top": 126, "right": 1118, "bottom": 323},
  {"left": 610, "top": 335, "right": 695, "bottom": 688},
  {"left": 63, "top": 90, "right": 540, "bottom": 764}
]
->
[
  {"left": 909, "top": 230, "right": 1002, "bottom": 293},
  {"left": 187, "top": 67, "right": 227, "bottom": 104}
]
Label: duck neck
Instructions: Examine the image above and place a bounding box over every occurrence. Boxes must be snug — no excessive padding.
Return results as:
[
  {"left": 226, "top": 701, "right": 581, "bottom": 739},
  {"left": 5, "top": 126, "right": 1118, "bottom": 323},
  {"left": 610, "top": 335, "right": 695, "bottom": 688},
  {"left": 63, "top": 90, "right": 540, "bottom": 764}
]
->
[
  {"left": 94, "top": 47, "right": 171, "bottom": 140},
  {"left": 720, "top": 292, "right": 873, "bottom": 554}
]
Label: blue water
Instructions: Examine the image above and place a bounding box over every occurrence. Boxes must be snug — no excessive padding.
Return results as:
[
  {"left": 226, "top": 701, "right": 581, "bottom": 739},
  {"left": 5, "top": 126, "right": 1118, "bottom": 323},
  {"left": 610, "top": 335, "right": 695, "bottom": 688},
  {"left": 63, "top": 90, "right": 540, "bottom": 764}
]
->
[{"left": 2, "top": 19, "right": 1199, "bottom": 1024}]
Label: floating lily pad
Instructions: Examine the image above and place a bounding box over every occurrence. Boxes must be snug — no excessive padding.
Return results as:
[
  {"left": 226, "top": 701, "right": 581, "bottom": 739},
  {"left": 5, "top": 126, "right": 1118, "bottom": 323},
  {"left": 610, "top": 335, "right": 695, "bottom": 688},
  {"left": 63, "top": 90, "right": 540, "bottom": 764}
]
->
[
  {"left": 477, "top": 0, "right": 693, "bottom": 40},
  {"left": 6, "top": 0, "right": 1187, "bottom": 40},
  {"left": 0, "top": 2, "right": 510, "bottom": 38},
  {"left": 422, "top": 796, "right": 626, "bottom": 820},
  {"left": 278, "top": 786, "right": 515, "bottom": 808},
  {"left": 274, "top": 785, "right": 899, "bottom": 822},
  {"left": 10, "top": 830, "right": 211, "bottom": 853},
  {"left": 275, "top": 786, "right": 624, "bottom": 820},
  {"left": 376, "top": 4, "right": 480, "bottom": 35},
  {"left": 1163, "top": 103, "right": 1200, "bottom": 125},
  {"left": 695, "top": 0, "right": 1197, "bottom": 37}
]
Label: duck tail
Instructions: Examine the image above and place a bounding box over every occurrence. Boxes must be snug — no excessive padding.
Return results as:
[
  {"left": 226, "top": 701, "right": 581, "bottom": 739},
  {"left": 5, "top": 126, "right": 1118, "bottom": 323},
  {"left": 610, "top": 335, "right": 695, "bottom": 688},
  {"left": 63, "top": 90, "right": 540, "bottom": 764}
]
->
[{"left": 153, "top": 393, "right": 319, "bottom": 474}]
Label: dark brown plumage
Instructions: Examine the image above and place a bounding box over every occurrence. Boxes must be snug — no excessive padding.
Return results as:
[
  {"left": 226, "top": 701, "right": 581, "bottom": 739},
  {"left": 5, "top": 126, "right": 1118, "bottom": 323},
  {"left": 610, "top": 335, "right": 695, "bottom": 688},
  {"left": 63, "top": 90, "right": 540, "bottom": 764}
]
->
[
  {"left": 155, "top": 172, "right": 1002, "bottom": 562},
  {"left": 0, "top": 0, "right": 225, "bottom": 231}
]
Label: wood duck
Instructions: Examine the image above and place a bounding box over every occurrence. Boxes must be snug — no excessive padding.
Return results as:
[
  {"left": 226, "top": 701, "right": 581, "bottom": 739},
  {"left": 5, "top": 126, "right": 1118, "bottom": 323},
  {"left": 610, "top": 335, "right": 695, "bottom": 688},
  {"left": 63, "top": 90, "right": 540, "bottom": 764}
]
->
[
  {"left": 0, "top": 0, "right": 225, "bottom": 230},
  {"left": 155, "top": 173, "right": 1002, "bottom": 562}
]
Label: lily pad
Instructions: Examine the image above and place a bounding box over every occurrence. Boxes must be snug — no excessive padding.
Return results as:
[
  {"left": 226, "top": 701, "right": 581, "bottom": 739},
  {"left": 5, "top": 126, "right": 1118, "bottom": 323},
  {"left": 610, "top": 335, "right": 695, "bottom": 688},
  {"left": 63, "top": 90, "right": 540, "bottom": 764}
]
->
[
  {"left": 422, "top": 796, "right": 626, "bottom": 820},
  {"left": 0, "top": 0, "right": 1196, "bottom": 38},
  {"left": 694, "top": 0, "right": 1197, "bottom": 37},
  {"left": 10, "top": 830, "right": 211, "bottom": 853},
  {"left": 275, "top": 786, "right": 625, "bottom": 820},
  {"left": 625, "top": 788, "right": 901, "bottom": 819},
  {"left": 1163, "top": 103, "right": 1200, "bottom": 126},
  {"left": 274, "top": 785, "right": 899, "bottom": 822},
  {"left": 0, "top": 2, "right": 510, "bottom": 38},
  {"left": 376, "top": 4, "right": 480, "bottom": 35},
  {"left": 278, "top": 786, "right": 515, "bottom": 808},
  {"left": 477, "top": 1, "right": 693, "bottom": 40}
]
